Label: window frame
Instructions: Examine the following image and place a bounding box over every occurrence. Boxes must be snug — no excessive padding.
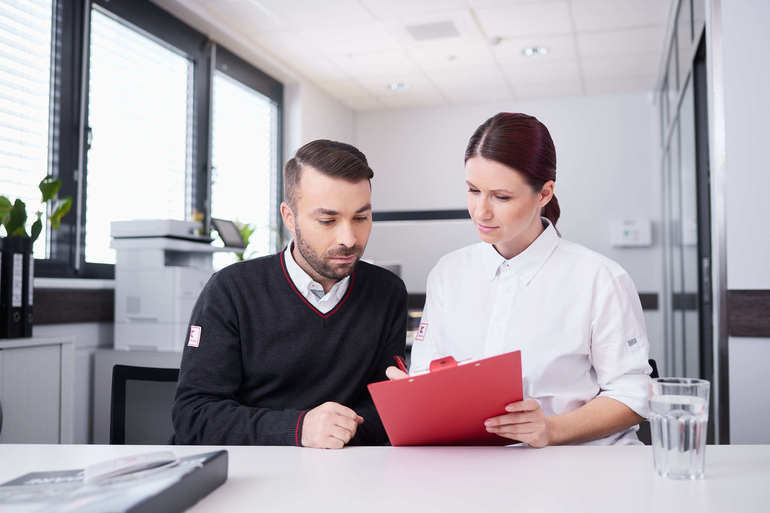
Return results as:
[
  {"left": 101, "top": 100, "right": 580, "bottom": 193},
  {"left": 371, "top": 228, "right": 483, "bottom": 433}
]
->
[{"left": 35, "top": 0, "right": 283, "bottom": 278}]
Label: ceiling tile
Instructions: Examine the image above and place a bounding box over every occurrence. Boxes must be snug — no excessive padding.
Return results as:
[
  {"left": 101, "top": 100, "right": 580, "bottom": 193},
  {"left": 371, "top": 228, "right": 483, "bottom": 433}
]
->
[
  {"left": 377, "top": 89, "right": 447, "bottom": 109},
  {"left": 501, "top": 59, "right": 581, "bottom": 87},
  {"left": 571, "top": 0, "right": 671, "bottom": 32},
  {"left": 583, "top": 74, "right": 657, "bottom": 95},
  {"left": 514, "top": 79, "right": 584, "bottom": 101},
  {"left": 299, "top": 24, "right": 401, "bottom": 55},
  {"left": 577, "top": 26, "right": 665, "bottom": 58},
  {"left": 493, "top": 34, "right": 578, "bottom": 64},
  {"left": 425, "top": 65, "right": 508, "bottom": 90},
  {"left": 329, "top": 50, "right": 421, "bottom": 76},
  {"left": 357, "top": 73, "right": 437, "bottom": 96},
  {"left": 341, "top": 95, "right": 386, "bottom": 111},
  {"left": 315, "top": 79, "right": 370, "bottom": 98},
  {"left": 581, "top": 53, "right": 660, "bottom": 80},
  {"left": 439, "top": 82, "right": 513, "bottom": 105},
  {"left": 252, "top": 0, "right": 376, "bottom": 30},
  {"left": 360, "top": 0, "right": 469, "bottom": 20},
  {"left": 385, "top": 9, "right": 484, "bottom": 48},
  {"left": 475, "top": 2, "right": 573, "bottom": 38},
  {"left": 408, "top": 41, "right": 497, "bottom": 71}
]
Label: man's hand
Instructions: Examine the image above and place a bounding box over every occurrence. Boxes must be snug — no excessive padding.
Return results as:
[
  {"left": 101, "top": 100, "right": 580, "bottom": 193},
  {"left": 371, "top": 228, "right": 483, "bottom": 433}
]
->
[
  {"left": 484, "top": 399, "right": 552, "bottom": 448},
  {"left": 385, "top": 365, "right": 408, "bottom": 380},
  {"left": 301, "top": 402, "right": 364, "bottom": 449}
]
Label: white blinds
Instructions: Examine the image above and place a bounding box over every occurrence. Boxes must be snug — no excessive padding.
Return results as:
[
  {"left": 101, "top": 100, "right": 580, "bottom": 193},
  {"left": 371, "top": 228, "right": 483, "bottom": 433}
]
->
[
  {"left": 0, "top": 0, "right": 53, "bottom": 259},
  {"left": 85, "top": 8, "right": 193, "bottom": 264}
]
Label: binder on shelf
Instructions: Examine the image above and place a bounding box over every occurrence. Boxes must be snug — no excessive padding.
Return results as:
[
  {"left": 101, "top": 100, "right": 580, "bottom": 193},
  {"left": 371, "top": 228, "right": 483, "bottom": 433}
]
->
[
  {"left": 0, "top": 237, "right": 26, "bottom": 339},
  {"left": 22, "top": 250, "right": 33, "bottom": 337},
  {"left": 368, "top": 350, "right": 523, "bottom": 446}
]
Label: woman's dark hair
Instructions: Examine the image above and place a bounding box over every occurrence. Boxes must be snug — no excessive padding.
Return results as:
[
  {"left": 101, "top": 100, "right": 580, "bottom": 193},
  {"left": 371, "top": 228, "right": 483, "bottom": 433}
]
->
[
  {"left": 464, "top": 113, "right": 560, "bottom": 226},
  {"left": 284, "top": 139, "right": 373, "bottom": 208}
]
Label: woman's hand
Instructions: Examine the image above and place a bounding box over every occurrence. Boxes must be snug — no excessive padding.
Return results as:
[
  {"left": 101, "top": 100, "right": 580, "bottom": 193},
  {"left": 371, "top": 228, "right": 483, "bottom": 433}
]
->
[
  {"left": 484, "top": 399, "right": 552, "bottom": 448},
  {"left": 385, "top": 366, "right": 408, "bottom": 380}
]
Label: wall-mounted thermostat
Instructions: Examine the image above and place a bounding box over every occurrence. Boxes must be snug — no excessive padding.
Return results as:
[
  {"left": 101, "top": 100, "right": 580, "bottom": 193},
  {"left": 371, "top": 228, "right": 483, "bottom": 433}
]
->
[{"left": 610, "top": 219, "right": 652, "bottom": 247}]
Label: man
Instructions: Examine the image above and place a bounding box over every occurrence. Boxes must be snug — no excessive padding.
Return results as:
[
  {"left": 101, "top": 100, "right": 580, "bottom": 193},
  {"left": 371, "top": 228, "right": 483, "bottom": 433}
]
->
[{"left": 172, "top": 139, "right": 407, "bottom": 448}]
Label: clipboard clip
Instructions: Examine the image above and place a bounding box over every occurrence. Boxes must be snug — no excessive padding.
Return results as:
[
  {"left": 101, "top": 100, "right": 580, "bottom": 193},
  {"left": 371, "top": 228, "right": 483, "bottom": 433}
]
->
[{"left": 429, "top": 356, "right": 457, "bottom": 373}]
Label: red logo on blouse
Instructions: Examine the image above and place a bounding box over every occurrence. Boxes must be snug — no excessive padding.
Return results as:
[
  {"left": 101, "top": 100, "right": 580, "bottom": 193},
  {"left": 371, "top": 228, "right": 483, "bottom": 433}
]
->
[
  {"left": 415, "top": 322, "right": 428, "bottom": 342},
  {"left": 187, "top": 325, "right": 201, "bottom": 347}
]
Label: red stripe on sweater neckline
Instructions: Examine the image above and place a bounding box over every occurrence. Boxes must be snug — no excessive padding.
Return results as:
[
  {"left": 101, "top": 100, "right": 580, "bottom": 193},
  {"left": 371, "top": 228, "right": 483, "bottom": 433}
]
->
[{"left": 279, "top": 251, "right": 355, "bottom": 319}]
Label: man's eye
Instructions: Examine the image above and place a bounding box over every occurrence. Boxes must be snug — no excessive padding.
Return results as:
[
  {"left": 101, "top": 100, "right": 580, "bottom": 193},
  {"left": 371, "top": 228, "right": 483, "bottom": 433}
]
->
[
  {"left": 318, "top": 219, "right": 335, "bottom": 225},
  {"left": 354, "top": 216, "right": 369, "bottom": 222}
]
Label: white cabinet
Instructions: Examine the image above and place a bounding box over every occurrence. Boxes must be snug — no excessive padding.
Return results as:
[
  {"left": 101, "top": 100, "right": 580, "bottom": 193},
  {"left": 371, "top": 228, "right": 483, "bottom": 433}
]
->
[{"left": 0, "top": 337, "right": 74, "bottom": 443}]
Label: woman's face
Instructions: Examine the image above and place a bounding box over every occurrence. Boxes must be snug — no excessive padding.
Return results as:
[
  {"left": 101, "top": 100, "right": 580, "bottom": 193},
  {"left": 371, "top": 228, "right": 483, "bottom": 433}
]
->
[{"left": 465, "top": 156, "right": 553, "bottom": 257}]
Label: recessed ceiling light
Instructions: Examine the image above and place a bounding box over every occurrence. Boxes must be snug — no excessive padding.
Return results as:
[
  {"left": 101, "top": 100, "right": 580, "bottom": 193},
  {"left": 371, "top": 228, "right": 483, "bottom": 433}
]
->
[
  {"left": 522, "top": 46, "right": 549, "bottom": 57},
  {"left": 387, "top": 81, "right": 408, "bottom": 92},
  {"left": 447, "top": 54, "right": 458, "bottom": 62}
]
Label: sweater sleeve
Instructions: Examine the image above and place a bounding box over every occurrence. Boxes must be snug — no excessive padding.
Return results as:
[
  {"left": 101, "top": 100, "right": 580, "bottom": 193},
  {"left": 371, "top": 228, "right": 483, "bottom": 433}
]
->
[
  {"left": 349, "top": 278, "right": 408, "bottom": 446},
  {"left": 172, "top": 271, "right": 306, "bottom": 446}
]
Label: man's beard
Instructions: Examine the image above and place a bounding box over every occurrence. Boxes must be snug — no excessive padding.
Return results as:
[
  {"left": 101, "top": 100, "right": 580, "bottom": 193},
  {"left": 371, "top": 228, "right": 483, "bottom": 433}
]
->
[{"left": 294, "top": 223, "right": 363, "bottom": 281}]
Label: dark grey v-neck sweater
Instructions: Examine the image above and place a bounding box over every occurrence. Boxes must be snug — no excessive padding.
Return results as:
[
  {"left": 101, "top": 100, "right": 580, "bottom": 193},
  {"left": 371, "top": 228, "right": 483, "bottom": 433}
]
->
[{"left": 172, "top": 251, "right": 407, "bottom": 446}]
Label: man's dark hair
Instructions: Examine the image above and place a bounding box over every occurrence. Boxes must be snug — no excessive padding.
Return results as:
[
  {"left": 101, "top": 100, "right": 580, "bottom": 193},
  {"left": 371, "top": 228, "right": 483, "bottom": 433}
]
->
[{"left": 283, "top": 139, "right": 374, "bottom": 208}]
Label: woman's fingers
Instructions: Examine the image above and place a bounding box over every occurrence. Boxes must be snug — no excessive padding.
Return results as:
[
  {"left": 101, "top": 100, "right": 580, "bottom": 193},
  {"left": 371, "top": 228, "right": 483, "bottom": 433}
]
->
[{"left": 484, "top": 411, "right": 537, "bottom": 428}]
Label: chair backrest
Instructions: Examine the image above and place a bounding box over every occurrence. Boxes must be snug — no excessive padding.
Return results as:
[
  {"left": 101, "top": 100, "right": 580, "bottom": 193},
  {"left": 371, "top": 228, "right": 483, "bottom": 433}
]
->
[{"left": 110, "top": 365, "right": 179, "bottom": 445}]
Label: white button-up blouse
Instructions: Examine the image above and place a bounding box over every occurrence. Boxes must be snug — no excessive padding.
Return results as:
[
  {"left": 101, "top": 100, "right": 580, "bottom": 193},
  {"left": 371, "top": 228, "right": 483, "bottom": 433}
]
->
[{"left": 409, "top": 220, "right": 652, "bottom": 445}]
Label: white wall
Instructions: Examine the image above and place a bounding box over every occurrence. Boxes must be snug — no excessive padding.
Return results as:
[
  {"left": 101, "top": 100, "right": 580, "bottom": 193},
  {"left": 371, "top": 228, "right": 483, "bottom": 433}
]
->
[
  {"left": 358, "top": 92, "right": 664, "bottom": 362},
  {"left": 720, "top": 0, "right": 770, "bottom": 444}
]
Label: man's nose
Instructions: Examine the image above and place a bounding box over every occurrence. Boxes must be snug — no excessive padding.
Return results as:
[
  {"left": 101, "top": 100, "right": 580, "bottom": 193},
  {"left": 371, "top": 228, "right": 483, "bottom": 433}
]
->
[{"left": 336, "top": 221, "right": 357, "bottom": 248}]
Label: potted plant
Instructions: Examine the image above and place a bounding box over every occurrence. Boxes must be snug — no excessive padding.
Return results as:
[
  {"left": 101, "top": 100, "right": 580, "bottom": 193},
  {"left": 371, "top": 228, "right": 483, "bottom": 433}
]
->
[{"left": 0, "top": 175, "right": 72, "bottom": 338}]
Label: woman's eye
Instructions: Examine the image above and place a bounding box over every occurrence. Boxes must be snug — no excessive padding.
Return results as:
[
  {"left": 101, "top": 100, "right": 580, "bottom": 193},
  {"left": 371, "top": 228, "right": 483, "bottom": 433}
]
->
[
  {"left": 495, "top": 195, "right": 511, "bottom": 201},
  {"left": 468, "top": 188, "right": 480, "bottom": 194}
]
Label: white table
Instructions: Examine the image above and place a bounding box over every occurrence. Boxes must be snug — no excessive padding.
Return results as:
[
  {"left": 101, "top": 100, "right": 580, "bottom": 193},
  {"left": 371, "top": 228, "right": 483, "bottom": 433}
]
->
[{"left": 1, "top": 444, "right": 769, "bottom": 512}]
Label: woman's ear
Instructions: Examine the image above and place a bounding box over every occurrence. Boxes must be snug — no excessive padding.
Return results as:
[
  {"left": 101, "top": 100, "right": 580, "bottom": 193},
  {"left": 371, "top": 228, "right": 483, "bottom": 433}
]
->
[{"left": 539, "top": 180, "right": 555, "bottom": 207}]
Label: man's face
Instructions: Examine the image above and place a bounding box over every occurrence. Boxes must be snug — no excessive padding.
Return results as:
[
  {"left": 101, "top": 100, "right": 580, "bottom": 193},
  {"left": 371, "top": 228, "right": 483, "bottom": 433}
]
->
[{"left": 282, "top": 165, "right": 372, "bottom": 281}]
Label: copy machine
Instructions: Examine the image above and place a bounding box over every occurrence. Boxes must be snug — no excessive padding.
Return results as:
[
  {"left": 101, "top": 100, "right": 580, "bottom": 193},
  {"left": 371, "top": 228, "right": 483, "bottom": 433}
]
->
[{"left": 111, "top": 220, "right": 230, "bottom": 352}]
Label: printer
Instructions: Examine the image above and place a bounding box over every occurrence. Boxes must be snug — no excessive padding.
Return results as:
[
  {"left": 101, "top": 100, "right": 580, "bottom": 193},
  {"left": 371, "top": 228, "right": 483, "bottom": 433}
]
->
[{"left": 111, "top": 220, "right": 230, "bottom": 352}]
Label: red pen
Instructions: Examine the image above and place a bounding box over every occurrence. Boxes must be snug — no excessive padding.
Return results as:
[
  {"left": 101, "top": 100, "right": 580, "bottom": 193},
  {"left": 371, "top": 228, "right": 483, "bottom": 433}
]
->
[{"left": 393, "top": 355, "right": 408, "bottom": 374}]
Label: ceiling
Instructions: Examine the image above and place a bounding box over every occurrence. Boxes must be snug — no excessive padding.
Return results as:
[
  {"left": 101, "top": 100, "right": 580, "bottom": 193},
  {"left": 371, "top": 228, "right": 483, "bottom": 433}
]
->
[{"left": 172, "top": 0, "right": 672, "bottom": 111}]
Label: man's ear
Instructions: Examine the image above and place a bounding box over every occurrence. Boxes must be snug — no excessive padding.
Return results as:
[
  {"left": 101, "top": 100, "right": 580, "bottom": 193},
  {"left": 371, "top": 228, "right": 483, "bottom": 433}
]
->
[{"left": 280, "top": 202, "right": 296, "bottom": 235}]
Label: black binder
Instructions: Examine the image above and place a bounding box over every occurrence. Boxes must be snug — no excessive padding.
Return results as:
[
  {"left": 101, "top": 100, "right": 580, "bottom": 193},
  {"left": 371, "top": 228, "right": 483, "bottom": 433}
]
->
[
  {"left": 0, "top": 450, "right": 228, "bottom": 512},
  {"left": 0, "top": 237, "right": 26, "bottom": 338}
]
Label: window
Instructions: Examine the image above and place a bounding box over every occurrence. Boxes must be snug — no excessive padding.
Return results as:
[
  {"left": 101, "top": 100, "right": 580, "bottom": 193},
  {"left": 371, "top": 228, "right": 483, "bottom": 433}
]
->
[
  {"left": 84, "top": 8, "right": 193, "bottom": 264},
  {"left": 4, "top": 0, "right": 283, "bottom": 278},
  {"left": 210, "top": 70, "right": 279, "bottom": 269},
  {"left": 0, "top": 0, "right": 54, "bottom": 259}
]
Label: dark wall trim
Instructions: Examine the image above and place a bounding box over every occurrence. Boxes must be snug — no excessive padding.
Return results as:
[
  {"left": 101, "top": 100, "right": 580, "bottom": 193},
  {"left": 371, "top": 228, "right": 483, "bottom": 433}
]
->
[
  {"left": 373, "top": 210, "right": 470, "bottom": 222},
  {"left": 727, "top": 290, "right": 770, "bottom": 338},
  {"left": 35, "top": 288, "right": 114, "bottom": 324}
]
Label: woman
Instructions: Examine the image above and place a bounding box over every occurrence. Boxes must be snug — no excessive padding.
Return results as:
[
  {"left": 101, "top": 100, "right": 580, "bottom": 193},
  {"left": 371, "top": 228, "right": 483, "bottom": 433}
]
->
[{"left": 387, "top": 113, "right": 651, "bottom": 446}]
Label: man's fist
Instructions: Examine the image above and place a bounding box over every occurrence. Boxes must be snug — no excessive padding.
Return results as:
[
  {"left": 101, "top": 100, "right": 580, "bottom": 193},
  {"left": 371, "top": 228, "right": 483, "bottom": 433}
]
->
[{"left": 301, "top": 402, "right": 364, "bottom": 449}]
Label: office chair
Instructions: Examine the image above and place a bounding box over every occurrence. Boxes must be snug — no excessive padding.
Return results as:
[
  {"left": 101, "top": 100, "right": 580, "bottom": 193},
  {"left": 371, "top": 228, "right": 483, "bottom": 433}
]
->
[
  {"left": 636, "top": 359, "right": 659, "bottom": 446},
  {"left": 110, "top": 365, "right": 180, "bottom": 444}
]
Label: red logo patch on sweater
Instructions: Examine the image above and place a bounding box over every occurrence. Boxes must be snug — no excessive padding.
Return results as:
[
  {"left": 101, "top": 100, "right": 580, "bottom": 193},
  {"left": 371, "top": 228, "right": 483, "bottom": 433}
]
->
[
  {"left": 415, "top": 322, "right": 428, "bottom": 342},
  {"left": 187, "top": 325, "right": 201, "bottom": 347}
]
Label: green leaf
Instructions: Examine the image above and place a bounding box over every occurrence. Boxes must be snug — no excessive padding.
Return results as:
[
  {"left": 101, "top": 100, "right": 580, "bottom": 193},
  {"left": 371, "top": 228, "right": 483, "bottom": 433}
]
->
[
  {"left": 49, "top": 196, "right": 72, "bottom": 230},
  {"left": 39, "top": 175, "right": 62, "bottom": 203},
  {"left": 30, "top": 212, "right": 42, "bottom": 243},
  {"left": 0, "top": 195, "right": 11, "bottom": 227},
  {"left": 6, "top": 199, "right": 27, "bottom": 236}
]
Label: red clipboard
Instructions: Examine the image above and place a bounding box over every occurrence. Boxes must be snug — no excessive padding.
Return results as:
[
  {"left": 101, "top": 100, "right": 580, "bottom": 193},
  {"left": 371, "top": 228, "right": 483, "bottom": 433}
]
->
[{"left": 368, "top": 350, "right": 523, "bottom": 446}]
